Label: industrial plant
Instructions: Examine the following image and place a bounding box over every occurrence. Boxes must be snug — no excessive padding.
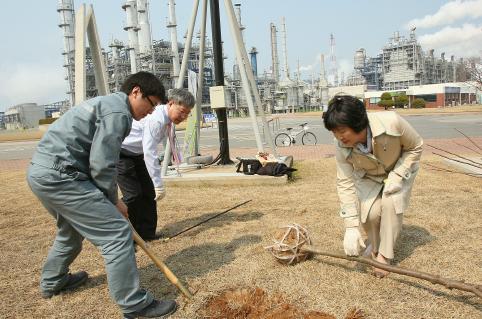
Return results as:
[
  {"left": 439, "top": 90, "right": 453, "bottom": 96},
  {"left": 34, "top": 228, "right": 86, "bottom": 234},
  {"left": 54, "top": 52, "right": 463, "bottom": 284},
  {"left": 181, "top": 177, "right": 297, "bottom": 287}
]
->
[
  {"left": 1, "top": 0, "right": 479, "bottom": 131},
  {"left": 54, "top": 0, "right": 482, "bottom": 115}
]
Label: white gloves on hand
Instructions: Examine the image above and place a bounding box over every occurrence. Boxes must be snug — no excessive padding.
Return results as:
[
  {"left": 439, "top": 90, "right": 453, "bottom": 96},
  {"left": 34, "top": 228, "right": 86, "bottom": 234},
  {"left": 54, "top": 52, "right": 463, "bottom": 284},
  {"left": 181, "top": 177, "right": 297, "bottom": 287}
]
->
[
  {"left": 383, "top": 171, "right": 403, "bottom": 195},
  {"left": 343, "top": 227, "right": 366, "bottom": 256},
  {"left": 154, "top": 186, "right": 166, "bottom": 201}
]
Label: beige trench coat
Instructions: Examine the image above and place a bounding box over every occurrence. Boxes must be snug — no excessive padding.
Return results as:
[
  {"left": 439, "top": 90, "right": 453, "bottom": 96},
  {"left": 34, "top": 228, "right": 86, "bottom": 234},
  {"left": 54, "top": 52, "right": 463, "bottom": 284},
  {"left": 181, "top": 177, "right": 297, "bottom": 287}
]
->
[{"left": 335, "top": 111, "right": 423, "bottom": 228}]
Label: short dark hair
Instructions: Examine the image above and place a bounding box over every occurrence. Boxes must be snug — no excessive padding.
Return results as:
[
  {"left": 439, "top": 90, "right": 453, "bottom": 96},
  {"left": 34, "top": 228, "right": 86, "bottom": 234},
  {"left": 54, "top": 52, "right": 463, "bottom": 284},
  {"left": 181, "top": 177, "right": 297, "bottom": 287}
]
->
[
  {"left": 120, "top": 71, "right": 167, "bottom": 103},
  {"left": 323, "top": 95, "right": 368, "bottom": 133},
  {"left": 168, "top": 88, "right": 195, "bottom": 109}
]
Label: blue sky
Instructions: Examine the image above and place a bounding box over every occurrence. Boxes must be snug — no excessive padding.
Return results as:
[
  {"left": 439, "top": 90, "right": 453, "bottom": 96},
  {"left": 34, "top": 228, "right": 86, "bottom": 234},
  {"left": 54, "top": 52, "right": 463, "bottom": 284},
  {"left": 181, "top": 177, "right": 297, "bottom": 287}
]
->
[{"left": 1, "top": 0, "right": 481, "bottom": 111}]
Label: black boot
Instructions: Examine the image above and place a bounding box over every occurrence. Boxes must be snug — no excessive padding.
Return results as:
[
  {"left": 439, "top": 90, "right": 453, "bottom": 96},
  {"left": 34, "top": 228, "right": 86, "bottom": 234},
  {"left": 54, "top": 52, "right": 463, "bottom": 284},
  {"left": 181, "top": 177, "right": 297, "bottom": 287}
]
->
[
  {"left": 123, "top": 299, "right": 177, "bottom": 318},
  {"left": 41, "top": 271, "right": 88, "bottom": 299}
]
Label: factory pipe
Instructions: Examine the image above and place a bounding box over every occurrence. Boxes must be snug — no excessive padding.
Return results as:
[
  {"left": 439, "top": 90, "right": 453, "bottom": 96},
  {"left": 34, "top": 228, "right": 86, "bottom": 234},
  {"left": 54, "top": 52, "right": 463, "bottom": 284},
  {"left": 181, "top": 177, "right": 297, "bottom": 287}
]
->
[{"left": 167, "top": 0, "right": 181, "bottom": 84}]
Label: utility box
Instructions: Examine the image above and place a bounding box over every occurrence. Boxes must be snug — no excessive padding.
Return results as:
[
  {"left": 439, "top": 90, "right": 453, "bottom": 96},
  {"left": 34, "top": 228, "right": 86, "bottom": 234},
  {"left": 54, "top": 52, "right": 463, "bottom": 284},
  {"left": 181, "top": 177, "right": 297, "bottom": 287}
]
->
[{"left": 209, "top": 86, "right": 229, "bottom": 109}]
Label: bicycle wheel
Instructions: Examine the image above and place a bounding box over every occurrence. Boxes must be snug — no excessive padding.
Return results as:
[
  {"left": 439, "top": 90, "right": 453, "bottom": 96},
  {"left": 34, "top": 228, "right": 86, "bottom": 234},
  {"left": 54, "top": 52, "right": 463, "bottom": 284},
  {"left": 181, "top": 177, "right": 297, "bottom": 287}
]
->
[
  {"left": 302, "top": 132, "right": 317, "bottom": 145},
  {"left": 275, "top": 133, "right": 291, "bottom": 147}
]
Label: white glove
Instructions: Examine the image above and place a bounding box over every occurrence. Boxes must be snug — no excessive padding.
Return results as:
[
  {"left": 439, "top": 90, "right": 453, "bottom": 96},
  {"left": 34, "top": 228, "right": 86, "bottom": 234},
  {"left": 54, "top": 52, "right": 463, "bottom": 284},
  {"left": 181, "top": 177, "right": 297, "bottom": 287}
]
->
[
  {"left": 383, "top": 171, "right": 403, "bottom": 195},
  {"left": 154, "top": 186, "right": 166, "bottom": 201},
  {"left": 343, "top": 227, "right": 366, "bottom": 256}
]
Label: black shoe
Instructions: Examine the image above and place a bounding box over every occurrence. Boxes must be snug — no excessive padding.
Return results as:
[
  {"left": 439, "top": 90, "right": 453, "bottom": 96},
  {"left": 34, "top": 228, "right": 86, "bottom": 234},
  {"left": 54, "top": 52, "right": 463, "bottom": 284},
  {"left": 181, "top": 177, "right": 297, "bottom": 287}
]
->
[
  {"left": 123, "top": 299, "right": 177, "bottom": 318},
  {"left": 140, "top": 233, "right": 159, "bottom": 242},
  {"left": 41, "top": 271, "right": 88, "bottom": 299}
]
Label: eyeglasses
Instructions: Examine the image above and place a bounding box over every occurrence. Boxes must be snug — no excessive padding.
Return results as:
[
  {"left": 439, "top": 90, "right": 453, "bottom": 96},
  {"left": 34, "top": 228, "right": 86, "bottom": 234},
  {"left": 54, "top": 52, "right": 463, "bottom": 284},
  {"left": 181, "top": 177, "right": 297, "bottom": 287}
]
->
[{"left": 144, "top": 96, "right": 158, "bottom": 109}]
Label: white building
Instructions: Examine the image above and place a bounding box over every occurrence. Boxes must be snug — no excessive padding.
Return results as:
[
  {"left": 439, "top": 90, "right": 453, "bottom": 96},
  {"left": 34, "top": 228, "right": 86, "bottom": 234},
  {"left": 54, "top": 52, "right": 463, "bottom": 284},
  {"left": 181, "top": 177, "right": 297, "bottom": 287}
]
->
[
  {"left": 4, "top": 103, "right": 45, "bottom": 130},
  {"left": 364, "top": 82, "right": 478, "bottom": 108}
]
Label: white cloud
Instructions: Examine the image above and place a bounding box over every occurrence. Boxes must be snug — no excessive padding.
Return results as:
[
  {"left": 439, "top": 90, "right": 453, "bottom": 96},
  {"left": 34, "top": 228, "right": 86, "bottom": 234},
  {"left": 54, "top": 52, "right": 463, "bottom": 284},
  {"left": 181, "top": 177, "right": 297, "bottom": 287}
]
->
[
  {"left": 406, "top": 0, "right": 482, "bottom": 29},
  {"left": 300, "top": 57, "right": 320, "bottom": 74},
  {"left": 418, "top": 23, "right": 482, "bottom": 57},
  {"left": 0, "top": 63, "right": 67, "bottom": 110}
]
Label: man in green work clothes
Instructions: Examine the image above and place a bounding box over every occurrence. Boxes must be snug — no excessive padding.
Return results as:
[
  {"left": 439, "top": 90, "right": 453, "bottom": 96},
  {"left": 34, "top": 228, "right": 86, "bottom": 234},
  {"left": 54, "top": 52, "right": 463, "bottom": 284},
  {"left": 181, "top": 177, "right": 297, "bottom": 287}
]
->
[{"left": 27, "top": 71, "right": 177, "bottom": 318}]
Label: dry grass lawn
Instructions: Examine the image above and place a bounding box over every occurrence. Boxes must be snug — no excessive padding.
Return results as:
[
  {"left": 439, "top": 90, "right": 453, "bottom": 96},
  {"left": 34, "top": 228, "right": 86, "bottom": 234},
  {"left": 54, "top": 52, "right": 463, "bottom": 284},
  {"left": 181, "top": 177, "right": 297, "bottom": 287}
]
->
[
  {"left": 0, "top": 129, "right": 44, "bottom": 142},
  {"left": 0, "top": 156, "right": 481, "bottom": 318}
]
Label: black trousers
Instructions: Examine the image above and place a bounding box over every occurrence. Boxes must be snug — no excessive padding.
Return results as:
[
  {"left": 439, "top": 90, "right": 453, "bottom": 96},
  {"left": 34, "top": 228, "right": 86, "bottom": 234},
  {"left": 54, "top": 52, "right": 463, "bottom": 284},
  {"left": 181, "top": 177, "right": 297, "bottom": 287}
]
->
[{"left": 117, "top": 150, "right": 157, "bottom": 240}]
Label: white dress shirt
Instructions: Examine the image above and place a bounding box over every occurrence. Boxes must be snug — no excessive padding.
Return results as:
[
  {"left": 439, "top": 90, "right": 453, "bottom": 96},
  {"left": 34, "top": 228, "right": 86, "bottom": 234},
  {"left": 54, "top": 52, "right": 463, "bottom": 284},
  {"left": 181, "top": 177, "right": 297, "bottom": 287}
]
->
[{"left": 121, "top": 104, "right": 170, "bottom": 188}]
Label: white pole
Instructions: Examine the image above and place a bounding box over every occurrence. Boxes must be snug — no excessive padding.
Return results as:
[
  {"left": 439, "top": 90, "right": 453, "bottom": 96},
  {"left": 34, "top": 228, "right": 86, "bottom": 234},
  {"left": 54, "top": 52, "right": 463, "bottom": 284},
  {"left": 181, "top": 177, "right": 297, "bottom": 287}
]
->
[
  {"left": 74, "top": 4, "right": 86, "bottom": 104},
  {"left": 176, "top": 0, "right": 200, "bottom": 89},
  {"left": 194, "top": 0, "right": 208, "bottom": 156},
  {"left": 86, "top": 5, "right": 109, "bottom": 96},
  {"left": 224, "top": 0, "right": 263, "bottom": 152},
  {"left": 224, "top": 0, "right": 278, "bottom": 156},
  {"left": 162, "top": 0, "right": 200, "bottom": 176}
]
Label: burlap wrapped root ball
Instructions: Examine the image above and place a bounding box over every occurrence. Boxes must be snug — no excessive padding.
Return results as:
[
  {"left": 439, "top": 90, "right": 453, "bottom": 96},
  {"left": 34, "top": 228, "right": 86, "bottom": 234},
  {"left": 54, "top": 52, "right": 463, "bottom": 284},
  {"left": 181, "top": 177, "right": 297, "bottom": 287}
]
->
[{"left": 265, "top": 223, "right": 312, "bottom": 265}]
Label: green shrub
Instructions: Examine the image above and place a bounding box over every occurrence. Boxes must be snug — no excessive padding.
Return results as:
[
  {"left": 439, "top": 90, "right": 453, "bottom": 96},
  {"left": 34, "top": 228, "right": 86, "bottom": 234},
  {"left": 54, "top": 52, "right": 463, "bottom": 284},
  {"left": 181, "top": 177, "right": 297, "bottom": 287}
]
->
[
  {"left": 412, "top": 98, "right": 426, "bottom": 108},
  {"left": 394, "top": 94, "right": 409, "bottom": 108},
  {"left": 380, "top": 92, "right": 392, "bottom": 101}
]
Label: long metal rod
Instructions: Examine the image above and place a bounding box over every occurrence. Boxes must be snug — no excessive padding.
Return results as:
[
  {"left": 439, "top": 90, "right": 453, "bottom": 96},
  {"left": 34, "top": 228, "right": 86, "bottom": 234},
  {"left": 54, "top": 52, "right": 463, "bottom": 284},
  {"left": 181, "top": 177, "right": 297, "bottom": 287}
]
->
[
  {"left": 85, "top": 5, "right": 109, "bottom": 96},
  {"left": 432, "top": 152, "right": 482, "bottom": 169},
  {"left": 423, "top": 163, "right": 481, "bottom": 178},
  {"left": 223, "top": 1, "right": 263, "bottom": 152},
  {"left": 74, "top": 4, "right": 86, "bottom": 104},
  {"left": 193, "top": 0, "right": 208, "bottom": 156},
  {"left": 427, "top": 144, "right": 482, "bottom": 166},
  {"left": 224, "top": 0, "right": 278, "bottom": 157},
  {"left": 163, "top": 199, "right": 252, "bottom": 241},
  {"left": 453, "top": 141, "right": 482, "bottom": 155},
  {"left": 455, "top": 128, "right": 482, "bottom": 152}
]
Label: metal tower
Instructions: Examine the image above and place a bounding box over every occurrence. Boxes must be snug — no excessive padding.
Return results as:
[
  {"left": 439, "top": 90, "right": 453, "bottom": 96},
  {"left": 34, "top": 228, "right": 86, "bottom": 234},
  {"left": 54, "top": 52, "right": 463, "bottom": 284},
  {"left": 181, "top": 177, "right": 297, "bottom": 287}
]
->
[
  {"left": 249, "top": 47, "right": 258, "bottom": 78},
  {"left": 122, "top": 0, "right": 139, "bottom": 73},
  {"left": 57, "top": 0, "right": 76, "bottom": 105},
  {"left": 270, "top": 23, "right": 279, "bottom": 82},
  {"left": 329, "top": 33, "right": 338, "bottom": 86}
]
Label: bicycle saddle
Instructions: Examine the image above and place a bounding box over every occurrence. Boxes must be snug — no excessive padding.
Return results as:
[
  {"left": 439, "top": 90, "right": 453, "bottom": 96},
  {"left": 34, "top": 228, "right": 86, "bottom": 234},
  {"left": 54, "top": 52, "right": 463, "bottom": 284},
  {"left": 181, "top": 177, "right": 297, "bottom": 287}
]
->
[
  {"left": 286, "top": 127, "right": 293, "bottom": 131},
  {"left": 299, "top": 122, "right": 308, "bottom": 126}
]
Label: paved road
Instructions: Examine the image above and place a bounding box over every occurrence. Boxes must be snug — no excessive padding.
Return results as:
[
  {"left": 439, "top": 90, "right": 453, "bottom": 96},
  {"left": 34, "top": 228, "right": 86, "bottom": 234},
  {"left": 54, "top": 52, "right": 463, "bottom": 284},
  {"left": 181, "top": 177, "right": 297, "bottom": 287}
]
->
[
  {"left": 193, "top": 113, "right": 482, "bottom": 150},
  {"left": 1, "top": 113, "right": 481, "bottom": 161}
]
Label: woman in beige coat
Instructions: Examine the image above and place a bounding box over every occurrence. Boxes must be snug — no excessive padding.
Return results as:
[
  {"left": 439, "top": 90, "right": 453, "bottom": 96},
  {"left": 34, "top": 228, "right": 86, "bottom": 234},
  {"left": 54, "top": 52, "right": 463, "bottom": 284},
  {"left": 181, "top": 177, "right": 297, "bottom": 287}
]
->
[{"left": 323, "top": 95, "right": 423, "bottom": 277}]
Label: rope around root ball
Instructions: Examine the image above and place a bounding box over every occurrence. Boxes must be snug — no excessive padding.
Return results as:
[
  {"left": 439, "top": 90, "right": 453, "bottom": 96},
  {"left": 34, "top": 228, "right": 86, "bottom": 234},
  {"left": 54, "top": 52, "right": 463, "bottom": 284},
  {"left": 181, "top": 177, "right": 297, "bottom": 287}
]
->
[{"left": 264, "top": 223, "right": 312, "bottom": 265}]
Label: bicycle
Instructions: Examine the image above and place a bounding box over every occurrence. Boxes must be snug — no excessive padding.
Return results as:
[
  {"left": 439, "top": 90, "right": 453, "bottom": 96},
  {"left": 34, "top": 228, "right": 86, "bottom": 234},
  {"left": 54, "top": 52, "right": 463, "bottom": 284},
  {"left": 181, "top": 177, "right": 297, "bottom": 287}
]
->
[{"left": 274, "top": 122, "right": 317, "bottom": 147}]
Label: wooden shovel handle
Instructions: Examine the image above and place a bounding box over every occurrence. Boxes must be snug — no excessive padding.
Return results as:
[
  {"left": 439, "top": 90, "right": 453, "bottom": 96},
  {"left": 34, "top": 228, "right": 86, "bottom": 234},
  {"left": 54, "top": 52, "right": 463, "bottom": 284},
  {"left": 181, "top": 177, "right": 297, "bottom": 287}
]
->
[{"left": 130, "top": 223, "right": 193, "bottom": 299}]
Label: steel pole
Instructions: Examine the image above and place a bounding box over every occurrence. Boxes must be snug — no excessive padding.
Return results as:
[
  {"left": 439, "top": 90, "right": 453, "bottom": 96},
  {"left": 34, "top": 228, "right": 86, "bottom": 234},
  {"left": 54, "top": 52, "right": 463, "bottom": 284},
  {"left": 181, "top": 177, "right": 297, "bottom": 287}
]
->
[{"left": 210, "top": 0, "right": 232, "bottom": 164}]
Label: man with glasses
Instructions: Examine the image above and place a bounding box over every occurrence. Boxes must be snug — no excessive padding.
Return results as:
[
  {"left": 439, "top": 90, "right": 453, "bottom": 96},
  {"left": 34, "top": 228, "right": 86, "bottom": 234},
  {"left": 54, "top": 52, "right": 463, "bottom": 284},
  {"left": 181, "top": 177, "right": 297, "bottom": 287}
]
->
[
  {"left": 117, "top": 88, "right": 195, "bottom": 241},
  {"left": 27, "top": 71, "right": 179, "bottom": 318}
]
